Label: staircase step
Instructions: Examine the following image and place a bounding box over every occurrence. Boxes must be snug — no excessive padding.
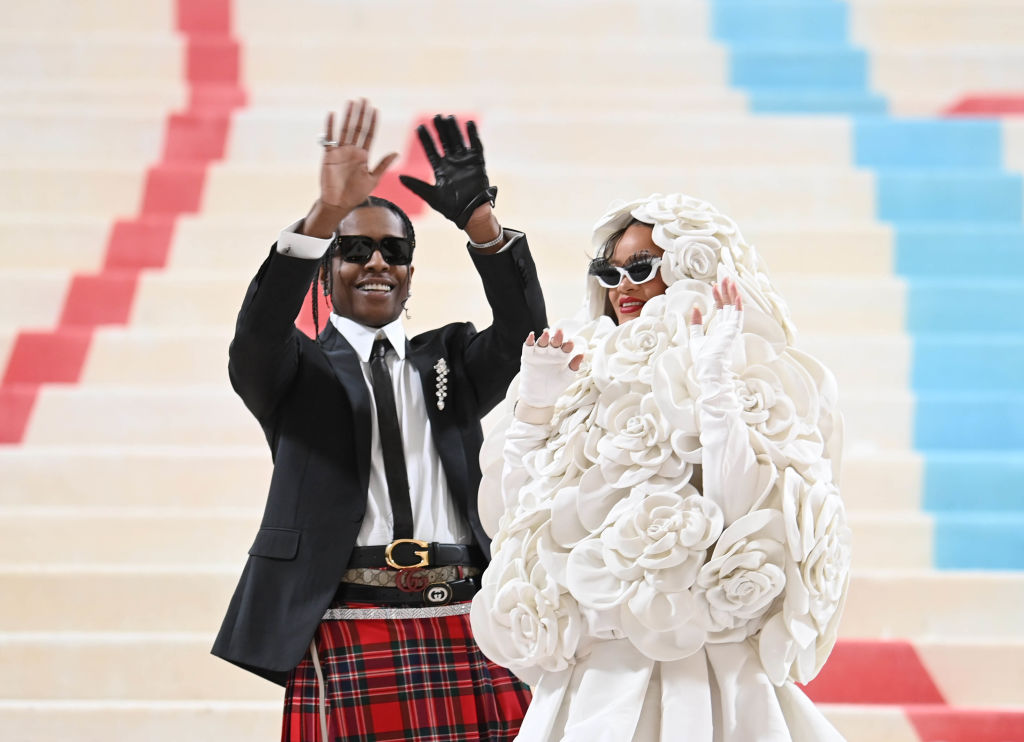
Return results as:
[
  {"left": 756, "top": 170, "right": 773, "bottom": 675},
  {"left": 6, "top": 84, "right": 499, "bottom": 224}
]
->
[
  {"left": 217, "top": 111, "right": 855, "bottom": 168},
  {"left": 0, "top": 701, "right": 279, "bottom": 742},
  {"left": 22, "top": 387, "right": 260, "bottom": 447},
  {"left": 7, "top": 1, "right": 175, "bottom": 33},
  {"left": 198, "top": 166, "right": 879, "bottom": 224},
  {"left": 0, "top": 166, "right": 146, "bottom": 216},
  {"left": 0, "top": 633, "right": 278, "bottom": 700},
  {"left": 0, "top": 691, "right": 1020, "bottom": 742},
  {"left": 0, "top": 110, "right": 166, "bottom": 165},
  {"left": 807, "top": 638, "right": 1024, "bottom": 708},
  {"left": 850, "top": 0, "right": 1024, "bottom": 45},
  {"left": 1, "top": 632, "right": 1020, "bottom": 704},
  {"left": 0, "top": 447, "right": 272, "bottom": 509},
  {"left": 895, "top": 224, "right": 1024, "bottom": 277},
  {"left": 0, "top": 36, "right": 183, "bottom": 84},
  {"left": 923, "top": 452, "right": 1024, "bottom": 512},
  {"left": 239, "top": 38, "right": 727, "bottom": 89},
  {"left": 11, "top": 701, "right": 1017, "bottom": 742},
  {"left": 235, "top": 0, "right": 710, "bottom": 40},
  {"left": 872, "top": 48, "right": 1024, "bottom": 96},
  {"left": 840, "top": 572, "right": 1024, "bottom": 639}
]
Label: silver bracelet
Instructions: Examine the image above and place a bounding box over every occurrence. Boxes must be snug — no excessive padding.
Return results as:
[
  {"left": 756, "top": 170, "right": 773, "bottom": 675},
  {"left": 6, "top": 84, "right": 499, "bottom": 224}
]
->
[{"left": 468, "top": 226, "right": 505, "bottom": 250}]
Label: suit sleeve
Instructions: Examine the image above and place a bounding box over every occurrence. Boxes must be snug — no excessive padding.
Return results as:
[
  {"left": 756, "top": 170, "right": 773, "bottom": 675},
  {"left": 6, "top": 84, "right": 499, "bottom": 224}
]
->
[
  {"left": 460, "top": 231, "right": 548, "bottom": 414},
  {"left": 228, "top": 245, "right": 321, "bottom": 422}
]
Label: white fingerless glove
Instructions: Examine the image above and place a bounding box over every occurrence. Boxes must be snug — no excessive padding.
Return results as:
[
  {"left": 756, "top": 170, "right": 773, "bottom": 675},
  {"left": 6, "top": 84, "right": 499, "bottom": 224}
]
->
[
  {"left": 516, "top": 338, "right": 579, "bottom": 422},
  {"left": 692, "top": 303, "right": 764, "bottom": 525},
  {"left": 690, "top": 304, "right": 743, "bottom": 384}
]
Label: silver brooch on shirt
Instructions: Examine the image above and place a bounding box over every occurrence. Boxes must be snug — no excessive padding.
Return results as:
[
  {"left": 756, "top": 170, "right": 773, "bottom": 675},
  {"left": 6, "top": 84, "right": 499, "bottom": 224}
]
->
[{"left": 433, "top": 358, "right": 449, "bottom": 410}]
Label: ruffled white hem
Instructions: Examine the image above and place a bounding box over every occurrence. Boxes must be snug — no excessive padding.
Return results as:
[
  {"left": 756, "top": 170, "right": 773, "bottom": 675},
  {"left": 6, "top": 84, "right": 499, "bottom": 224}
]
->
[{"left": 516, "top": 639, "right": 845, "bottom": 742}]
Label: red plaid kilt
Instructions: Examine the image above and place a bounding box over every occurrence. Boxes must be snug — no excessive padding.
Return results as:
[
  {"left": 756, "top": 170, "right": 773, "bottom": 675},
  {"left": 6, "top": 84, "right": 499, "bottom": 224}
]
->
[{"left": 282, "top": 601, "right": 531, "bottom": 741}]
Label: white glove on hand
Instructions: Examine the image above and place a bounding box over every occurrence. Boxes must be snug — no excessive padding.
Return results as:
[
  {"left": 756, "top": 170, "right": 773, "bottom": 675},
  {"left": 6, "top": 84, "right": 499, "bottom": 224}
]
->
[
  {"left": 690, "top": 303, "right": 743, "bottom": 384},
  {"left": 517, "top": 329, "right": 581, "bottom": 409},
  {"left": 691, "top": 277, "right": 763, "bottom": 526}
]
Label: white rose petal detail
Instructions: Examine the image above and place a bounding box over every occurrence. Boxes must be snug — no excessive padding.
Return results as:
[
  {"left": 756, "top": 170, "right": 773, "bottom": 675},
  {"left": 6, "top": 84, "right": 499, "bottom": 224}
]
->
[
  {"left": 737, "top": 338, "right": 825, "bottom": 473},
  {"left": 471, "top": 527, "right": 582, "bottom": 677},
  {"left": 592, "top": 314, "right": 678, "bottom": 389},
  {"left": 758, "top": 469, "right": 852, "bottom": 684},
  {"left": 694, "top": 509, "right": 787, "bottom": 643},
  {"left": 565, "top": 490, "right": 722, "bottom": 659},
  {"left": 594, "top": 393, "right": 694, "bottom": 487},
  {"left": 663, "top": 236, "right": 721, "bottom": 283}
]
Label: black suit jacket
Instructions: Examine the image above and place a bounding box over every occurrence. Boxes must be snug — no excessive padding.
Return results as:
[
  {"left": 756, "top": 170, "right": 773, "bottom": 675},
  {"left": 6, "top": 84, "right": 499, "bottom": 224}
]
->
[{"left": 211, "top": 235, "right": 547, "bottom": 685}]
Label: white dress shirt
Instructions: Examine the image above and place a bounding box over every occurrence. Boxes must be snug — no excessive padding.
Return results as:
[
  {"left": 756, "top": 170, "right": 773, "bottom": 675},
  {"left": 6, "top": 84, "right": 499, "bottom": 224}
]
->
[{"left": 328, "top": 314, "right": 472, "bottom": 545}]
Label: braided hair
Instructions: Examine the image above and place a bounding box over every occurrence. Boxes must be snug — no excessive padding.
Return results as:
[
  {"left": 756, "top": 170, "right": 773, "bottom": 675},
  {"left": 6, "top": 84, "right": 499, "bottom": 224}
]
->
[{"left": 310, "top": 196, "right": 416, "bottom": 342}]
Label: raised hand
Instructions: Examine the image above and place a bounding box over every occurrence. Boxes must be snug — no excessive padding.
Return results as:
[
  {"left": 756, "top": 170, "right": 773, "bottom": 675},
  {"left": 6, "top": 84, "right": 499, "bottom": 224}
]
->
[
  {"left": 517, "top": 329, "right": 583, "bottom": 410},
  {"left": 690, "top": 277, "right": 744, "bottom": 383},
  {"left": 399, "top": 115, "right": 497, "bottom": 229},
  {"left": 318, "top": 99, "right": 399, "bottom": 212}
]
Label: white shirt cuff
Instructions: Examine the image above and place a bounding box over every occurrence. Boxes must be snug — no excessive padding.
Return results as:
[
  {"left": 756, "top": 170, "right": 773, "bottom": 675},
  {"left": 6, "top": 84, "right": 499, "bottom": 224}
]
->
[{"left": 276, "top": 219, "right": 333, "bottom": 259}]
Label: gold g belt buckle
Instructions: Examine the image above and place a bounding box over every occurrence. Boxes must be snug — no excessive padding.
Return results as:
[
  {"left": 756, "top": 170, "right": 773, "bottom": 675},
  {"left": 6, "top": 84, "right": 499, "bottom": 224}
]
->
[{"left": 385, "top": 538, "right": 430, "bottom": 570}]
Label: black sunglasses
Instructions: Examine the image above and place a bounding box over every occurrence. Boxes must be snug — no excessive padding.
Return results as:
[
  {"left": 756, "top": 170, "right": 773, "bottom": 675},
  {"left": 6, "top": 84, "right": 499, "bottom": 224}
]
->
[
  {"left": 588, "top": 257, "right": 663, "bottom": 288},
  {"left": 332, "top": 235, "right": 413, "bottom": 266}
]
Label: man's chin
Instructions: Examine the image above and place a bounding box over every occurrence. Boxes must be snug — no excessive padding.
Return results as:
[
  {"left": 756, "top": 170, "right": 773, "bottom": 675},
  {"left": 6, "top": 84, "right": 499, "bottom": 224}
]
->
[{"left": 353, "top": 307, "right": 402, "bottom": 328}]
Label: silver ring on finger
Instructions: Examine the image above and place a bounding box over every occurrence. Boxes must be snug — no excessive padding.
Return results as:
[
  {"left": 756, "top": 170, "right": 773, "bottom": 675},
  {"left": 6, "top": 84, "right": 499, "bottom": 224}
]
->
[{"left": 318, "top": 135, "right": 340, "bottom": 148}]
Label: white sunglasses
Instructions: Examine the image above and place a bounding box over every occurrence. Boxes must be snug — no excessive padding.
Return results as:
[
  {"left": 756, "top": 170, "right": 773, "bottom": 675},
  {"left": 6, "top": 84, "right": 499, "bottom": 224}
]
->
[{"left": 589, "top": 257, "right": 663, "bottom": 288}]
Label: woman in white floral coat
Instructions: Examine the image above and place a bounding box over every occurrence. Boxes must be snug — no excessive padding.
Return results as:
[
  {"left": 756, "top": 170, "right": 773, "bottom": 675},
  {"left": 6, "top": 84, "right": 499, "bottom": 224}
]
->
[{"left": 470, "top": 194, "right": 851, "bottom": 741}]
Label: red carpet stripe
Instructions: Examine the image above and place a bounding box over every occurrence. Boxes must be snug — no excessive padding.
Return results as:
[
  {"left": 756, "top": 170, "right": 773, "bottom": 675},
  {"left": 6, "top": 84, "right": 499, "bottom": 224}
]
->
[
  {"left": 945, "top": 95, "right": 1024, "bottom": 116},
  {"left": 0, "top": 0, "right": 244, "bottom": 443},
  {"left": 802, "top": 640, "right": 946, "bottom": 705}
]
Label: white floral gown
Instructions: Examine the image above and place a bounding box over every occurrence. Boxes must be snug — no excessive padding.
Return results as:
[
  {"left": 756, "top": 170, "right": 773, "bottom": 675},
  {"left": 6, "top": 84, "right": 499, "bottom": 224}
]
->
[{"left": 470, "top": 195, "right": 851, "bottom": 741}]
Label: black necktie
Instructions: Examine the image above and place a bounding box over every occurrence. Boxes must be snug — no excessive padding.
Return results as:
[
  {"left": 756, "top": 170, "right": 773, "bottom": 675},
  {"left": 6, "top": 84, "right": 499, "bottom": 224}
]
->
[{"left": 369, "top": 336, "right": 414, "bottom": 540}]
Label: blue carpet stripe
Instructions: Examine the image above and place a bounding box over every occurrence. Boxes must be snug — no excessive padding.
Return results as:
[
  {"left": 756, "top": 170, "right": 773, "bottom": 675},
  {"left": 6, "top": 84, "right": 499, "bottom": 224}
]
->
[{"left": 709, "top": 0, "right": 1024, "bottom": 569}]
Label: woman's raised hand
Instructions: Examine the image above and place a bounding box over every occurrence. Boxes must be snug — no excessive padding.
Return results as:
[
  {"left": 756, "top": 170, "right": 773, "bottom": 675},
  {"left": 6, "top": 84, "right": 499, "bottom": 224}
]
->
[
  {"left": 689, "top": 276, "right": 744, "bottom": 383},
  {"left": 517, "top": 328, "right": 583, "bottom": 409}
]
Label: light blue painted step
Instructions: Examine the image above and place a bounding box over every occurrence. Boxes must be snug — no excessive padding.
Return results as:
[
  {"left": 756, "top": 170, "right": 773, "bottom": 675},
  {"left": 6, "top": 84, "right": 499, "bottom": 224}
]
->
[
  {"left": 906, "top": 280, "right": 1024, "bottom": 333},
  {"left": 915, "top": 393, "right": 1024, "bottom": 449},
  {"left": 749, "top": 90, "right": 886, "bottom": 114},
  {"left": 729, "top": 46, "right": 869, "bottom": 88},
  {"left": 913, "top": 336, "right": 1024, "bottom": 390},
  {"left": 933, "top": 512, "right": 1024, "bottom": 570},
  {"left": 924, "top": 452, "right": 1024, "bottom": 512},
  {"left": 855, "top": 119, "right": 1004, "bottom": 169},
  {"left": 895, "top": 224, "right": 1024, "bottom": 277},
  {"left": 877, "top": 172, "right": 1023, "bottom": 222},
  {"left": 712, "top": 1, "right": 849, "bottom": 44}
]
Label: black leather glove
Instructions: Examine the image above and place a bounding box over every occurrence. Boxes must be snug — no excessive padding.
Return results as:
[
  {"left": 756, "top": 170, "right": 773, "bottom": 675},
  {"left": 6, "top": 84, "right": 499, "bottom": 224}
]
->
[{"left": 399, "top": 115, "right": 498, "bottom": 230}]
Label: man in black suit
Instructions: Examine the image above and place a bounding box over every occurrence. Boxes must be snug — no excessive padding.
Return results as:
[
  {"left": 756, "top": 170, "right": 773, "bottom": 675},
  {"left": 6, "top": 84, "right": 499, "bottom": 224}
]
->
[{"left": 212, "top": 99, "right": 545, "bottom": 741}]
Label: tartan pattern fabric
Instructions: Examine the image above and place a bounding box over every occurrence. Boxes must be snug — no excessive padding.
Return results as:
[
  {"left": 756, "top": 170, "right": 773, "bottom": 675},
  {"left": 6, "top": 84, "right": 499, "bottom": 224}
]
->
[{"left": 282, "top": 601, "right": 531, "bottom": 741}]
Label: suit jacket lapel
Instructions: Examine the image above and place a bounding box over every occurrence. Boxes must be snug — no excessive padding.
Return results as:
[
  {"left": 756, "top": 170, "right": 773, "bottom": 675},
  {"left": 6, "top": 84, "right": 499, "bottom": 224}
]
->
[
  {"left": 319, "top": 323, "right": 372, "bottom": 494},
  {"left": 408, "top": 339, "right": 470, "bottom": 512}
]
